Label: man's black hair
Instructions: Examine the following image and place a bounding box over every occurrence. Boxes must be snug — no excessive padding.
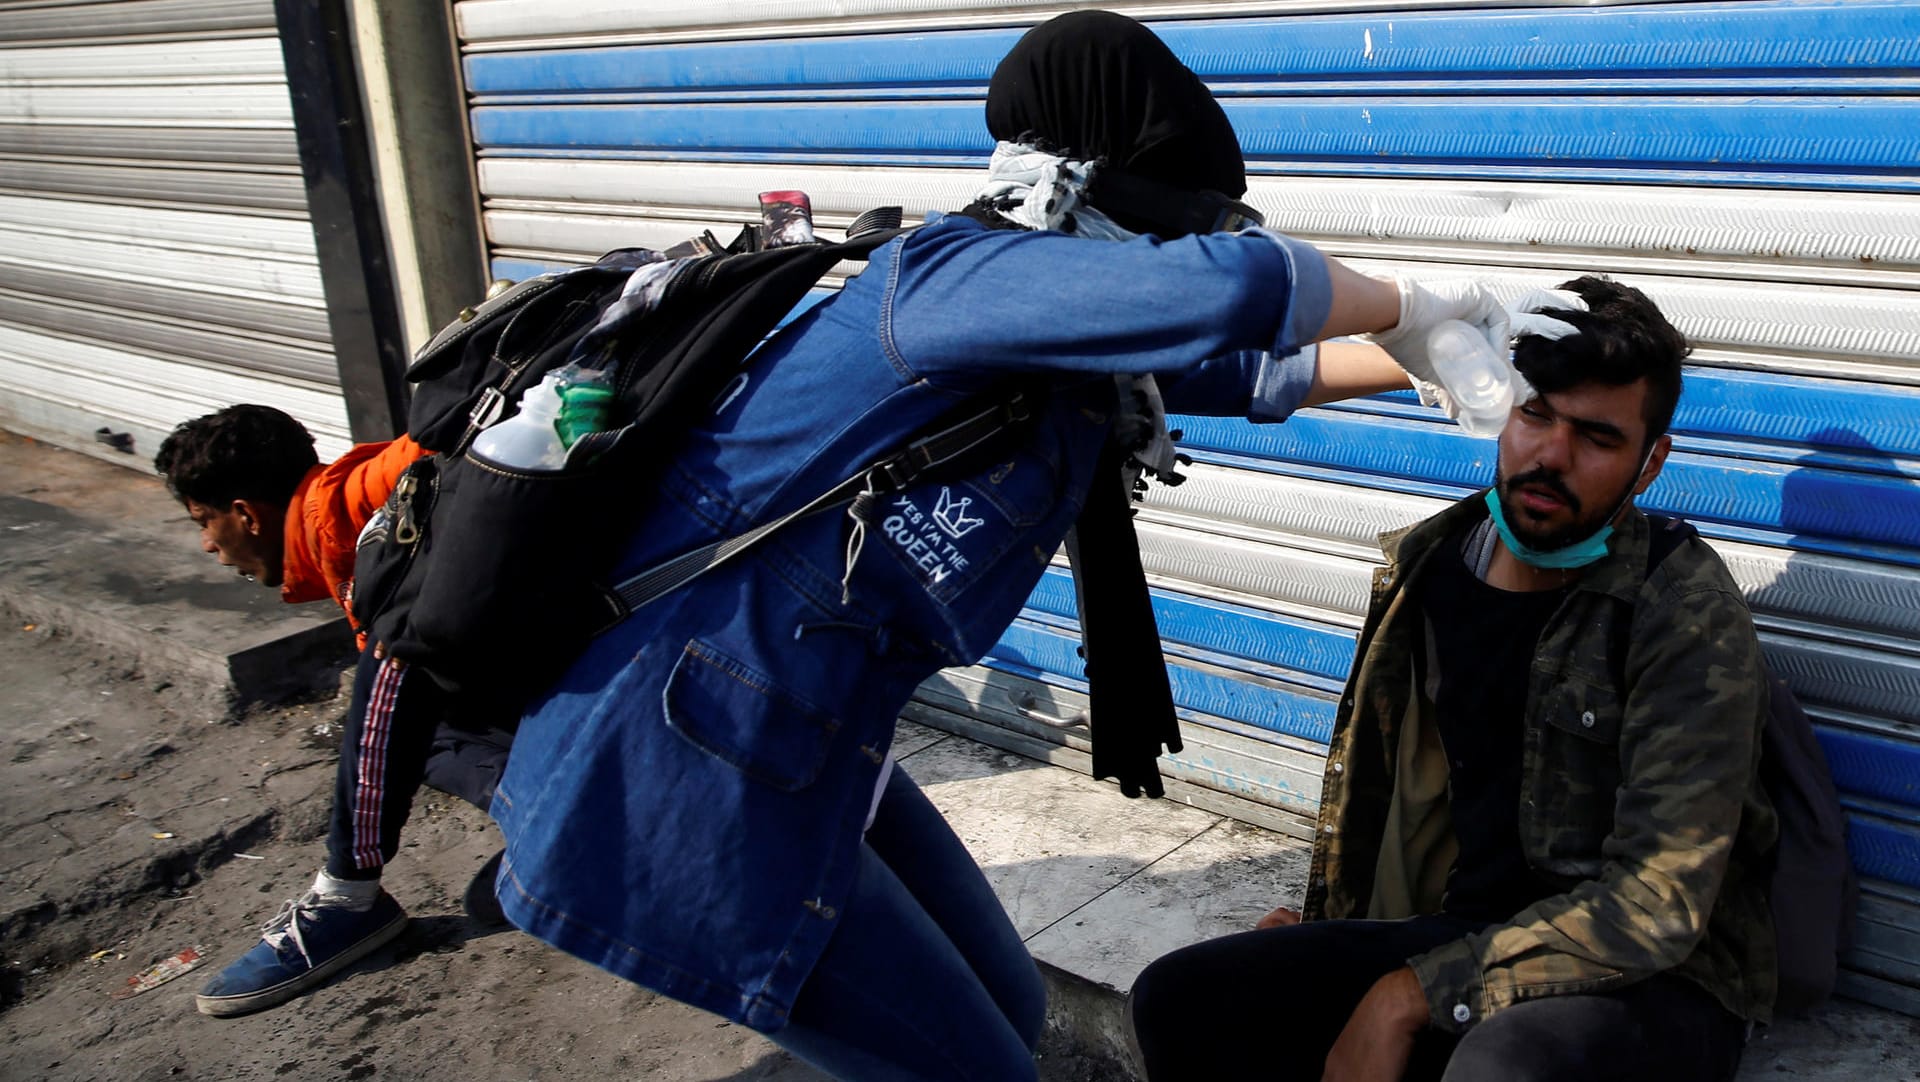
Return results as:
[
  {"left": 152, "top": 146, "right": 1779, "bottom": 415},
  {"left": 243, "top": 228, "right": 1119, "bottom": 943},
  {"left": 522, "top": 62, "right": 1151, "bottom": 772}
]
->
[
  {"left": 1513, "top": 276, "right": 1690, "bottom": 446},
  {"left": 153, "top": 404, "right": 318, "bottom": 508}
]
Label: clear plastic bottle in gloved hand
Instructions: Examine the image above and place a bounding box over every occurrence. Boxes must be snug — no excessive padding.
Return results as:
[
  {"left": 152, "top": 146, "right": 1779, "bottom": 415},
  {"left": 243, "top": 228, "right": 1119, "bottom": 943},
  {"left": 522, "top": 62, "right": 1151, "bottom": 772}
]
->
[{"left": 1424, "top": 319, "right": 1515, "bottom": 437}]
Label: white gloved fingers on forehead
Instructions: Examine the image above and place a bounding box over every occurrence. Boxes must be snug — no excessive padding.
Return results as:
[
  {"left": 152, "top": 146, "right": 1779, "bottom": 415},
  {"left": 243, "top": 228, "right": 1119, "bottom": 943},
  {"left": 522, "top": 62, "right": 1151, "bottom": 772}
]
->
[
  {"left": 1507, "top": 287, "right": 1586, "bottom": 342},
  {"left": 1509, "top": 312, "right": 1582, "bottom": 341},
  {"left": 1508, "top": 287, "right": 1587, "bottom": 317}
]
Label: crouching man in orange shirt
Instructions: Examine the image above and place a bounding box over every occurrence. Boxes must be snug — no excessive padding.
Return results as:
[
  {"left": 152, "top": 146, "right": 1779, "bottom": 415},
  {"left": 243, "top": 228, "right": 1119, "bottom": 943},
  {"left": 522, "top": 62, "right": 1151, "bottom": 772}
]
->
[{"left": 154, "top": 404, "right": 514, "bottom": 1017}]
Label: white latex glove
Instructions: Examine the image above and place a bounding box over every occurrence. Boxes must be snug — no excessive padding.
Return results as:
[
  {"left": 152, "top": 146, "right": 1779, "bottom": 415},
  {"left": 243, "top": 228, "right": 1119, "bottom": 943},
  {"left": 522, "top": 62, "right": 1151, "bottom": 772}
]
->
[
  {"left": 1502, "top": 288, "right": 1590, "bottom": 405},
  {"left": 1407, "top": 374, "right": 1458, "bottom": 417},
  {"left": 1398, "top": 286, "right": 1591, "bottom": 422},
  {"left": 1361, "top": 276, "right": 1509, "bottom": 387},
  {"left": 1508, "top": 288, "right": 1586, "bottom": 342}
]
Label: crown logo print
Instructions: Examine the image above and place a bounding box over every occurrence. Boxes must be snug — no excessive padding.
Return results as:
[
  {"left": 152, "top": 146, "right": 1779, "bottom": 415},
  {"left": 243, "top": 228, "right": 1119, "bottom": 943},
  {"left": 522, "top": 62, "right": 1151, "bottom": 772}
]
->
[{"left": 932, "top": 487, "right": 986, "bottom": 539}]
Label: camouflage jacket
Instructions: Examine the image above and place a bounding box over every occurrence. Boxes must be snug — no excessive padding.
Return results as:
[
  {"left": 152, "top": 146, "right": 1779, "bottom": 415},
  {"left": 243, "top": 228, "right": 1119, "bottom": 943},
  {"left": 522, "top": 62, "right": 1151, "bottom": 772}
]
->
[{"left": 1301, "top": 493, "right": 1778, "bottom": 1033}]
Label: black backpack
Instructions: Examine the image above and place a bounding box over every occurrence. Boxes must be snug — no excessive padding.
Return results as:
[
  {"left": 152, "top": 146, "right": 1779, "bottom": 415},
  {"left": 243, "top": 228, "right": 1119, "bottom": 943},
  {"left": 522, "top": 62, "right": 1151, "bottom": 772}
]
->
[
  {"left": 1633, "top": 515, "right": 1858, "bottom": 1015},
  {"left": 349, "top": 217, "right": 1023, "bottom": 703}
]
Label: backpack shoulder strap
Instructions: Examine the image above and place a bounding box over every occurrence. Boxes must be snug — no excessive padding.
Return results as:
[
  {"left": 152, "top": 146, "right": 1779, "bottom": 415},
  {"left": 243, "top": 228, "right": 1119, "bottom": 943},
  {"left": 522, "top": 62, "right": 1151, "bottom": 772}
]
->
[
  {"left": 1641, "top": 512, "right": 1697, "bottom": 578},
  {"left": 607, "top": 385, "right": 1038, "bottom": 616},
  {"left": 1606, "top": 513, "right": 1695, "bottom": 675}
]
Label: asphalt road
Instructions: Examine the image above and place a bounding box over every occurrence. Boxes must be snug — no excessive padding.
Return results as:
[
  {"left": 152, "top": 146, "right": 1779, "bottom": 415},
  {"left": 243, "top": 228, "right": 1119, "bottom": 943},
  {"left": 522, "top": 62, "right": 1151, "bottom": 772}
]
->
[{"left": 0, "top": 622, "right": 1116, "bottom": 1082}]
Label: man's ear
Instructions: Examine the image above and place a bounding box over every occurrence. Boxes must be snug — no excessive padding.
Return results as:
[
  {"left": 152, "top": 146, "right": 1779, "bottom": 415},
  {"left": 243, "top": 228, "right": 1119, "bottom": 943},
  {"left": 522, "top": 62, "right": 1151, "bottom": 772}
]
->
[
  {"left": 1634, "top": 433, "right": 1673, "bottom": 497},
  {"left": 231, "top": 498, "right": 274, "bottom": 536}
]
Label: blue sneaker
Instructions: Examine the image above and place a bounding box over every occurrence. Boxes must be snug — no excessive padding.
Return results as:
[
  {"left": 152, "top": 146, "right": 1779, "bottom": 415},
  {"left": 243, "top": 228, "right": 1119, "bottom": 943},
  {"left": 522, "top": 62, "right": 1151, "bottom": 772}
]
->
[{"left": 196, "top": 889, "right": 408, "bottom": 1017}]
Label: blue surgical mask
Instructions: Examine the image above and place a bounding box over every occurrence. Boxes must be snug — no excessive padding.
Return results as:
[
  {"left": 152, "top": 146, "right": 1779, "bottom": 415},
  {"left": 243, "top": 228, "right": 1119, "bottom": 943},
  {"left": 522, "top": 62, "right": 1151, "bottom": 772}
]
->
[{"left": 1483, "top": 489, "right": 1615, "bottom": 570}]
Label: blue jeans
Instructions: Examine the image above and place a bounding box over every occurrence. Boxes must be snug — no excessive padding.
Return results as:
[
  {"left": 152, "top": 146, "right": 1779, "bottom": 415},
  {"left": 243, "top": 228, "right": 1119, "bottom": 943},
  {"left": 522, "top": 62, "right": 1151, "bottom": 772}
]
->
[{"left": 766, "top": 767, "right": 1046, "bottom": 1082}]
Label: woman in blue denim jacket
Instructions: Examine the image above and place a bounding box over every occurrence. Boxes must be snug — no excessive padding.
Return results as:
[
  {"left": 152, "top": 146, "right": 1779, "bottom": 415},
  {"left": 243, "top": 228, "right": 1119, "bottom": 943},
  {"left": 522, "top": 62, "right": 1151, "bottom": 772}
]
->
[{"left": 491, "top": 12, "right": 1513, "bottom": 1080}]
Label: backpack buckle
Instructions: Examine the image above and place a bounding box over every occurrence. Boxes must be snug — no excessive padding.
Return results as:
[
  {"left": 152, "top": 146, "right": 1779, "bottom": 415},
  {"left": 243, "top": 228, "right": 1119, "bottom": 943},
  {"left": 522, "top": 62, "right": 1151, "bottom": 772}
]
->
[
  {"left": 875, "top": 457, "right": 919, "bottom": 491},
  {"left": 455, "top": 386, "right": 508, "bottom": 455},
  {"left": 469, "top": 385, "right": 507, "bottom": 431}
]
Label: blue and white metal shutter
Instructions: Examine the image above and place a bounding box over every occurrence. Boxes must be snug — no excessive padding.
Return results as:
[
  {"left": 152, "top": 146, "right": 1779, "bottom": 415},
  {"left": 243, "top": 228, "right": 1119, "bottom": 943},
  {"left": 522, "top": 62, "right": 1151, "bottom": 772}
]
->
[
  {"left": 452, "top": 1, "right": 1920, "bottom": 1013},
  {"left": 0, "top": 1, "right": 350, "bottom": 464}
]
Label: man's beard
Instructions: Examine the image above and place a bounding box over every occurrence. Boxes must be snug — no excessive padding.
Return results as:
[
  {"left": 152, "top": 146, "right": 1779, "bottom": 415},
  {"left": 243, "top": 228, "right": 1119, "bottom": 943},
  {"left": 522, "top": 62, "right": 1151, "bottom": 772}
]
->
[{"left": 1494, "top": 463, "right": 1634, "bottom": 552}]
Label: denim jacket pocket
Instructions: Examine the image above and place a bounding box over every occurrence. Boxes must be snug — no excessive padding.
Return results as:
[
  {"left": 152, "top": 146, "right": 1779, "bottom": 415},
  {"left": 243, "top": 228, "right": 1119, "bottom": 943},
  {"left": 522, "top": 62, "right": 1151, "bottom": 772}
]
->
[{"left": 663, "top": 639, "right": 841, "bottom": 792}]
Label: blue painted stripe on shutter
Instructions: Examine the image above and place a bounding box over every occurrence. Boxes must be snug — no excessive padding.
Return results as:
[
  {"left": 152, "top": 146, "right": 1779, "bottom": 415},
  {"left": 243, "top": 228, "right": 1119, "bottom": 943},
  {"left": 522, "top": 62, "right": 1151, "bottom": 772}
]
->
[
  {"left": 1170, "top": 412, "right": 1920, "bottom": 562},
  {"left": 984, "top": 618, "right": 1337, "bottom": 743},
  {"left": 1338, "top": 396, "right": 1920, "bottom": 484},
  {"left": 1822, "top": 729, "right": 1920, "bottom": 809},
  {"left": 467, "top": 1, "right": 1919, "bottom": 190},
  {"left": 473, "top": 77, "right": 1920, "bottom": 107},
  {"left": 1024, "top": 567, "right": 1358, "bottom": 684},
  {"left": 466, "top": 28, "right": 1016, "bottom": 95},
  {"left": 1672, "top": 370, "right": 1920, "bottom": 464},
  {"left": 466, "top": 2, "right": 1919, "bottom": 96},
  {"left": 1020, "top": 604, "right": 1350, "bottom": 697},
  {"left": 1844, "top": 805, "right": 1920, "bottom": 889},
  {"left": 1227, "top": 97, "right": 1919, "bottom": 175},
  {"left": 1354, "top": 369, "right": 1920, "bottom": 472},
  {"left": 470, "top": 101, "right": 984, "bottom": 155},
  {"left": 478, "top": 147, "right": 1920, "bottom": 193},
  {"left": 469, "top": 96, "right": 1920, "bottom": 181}
]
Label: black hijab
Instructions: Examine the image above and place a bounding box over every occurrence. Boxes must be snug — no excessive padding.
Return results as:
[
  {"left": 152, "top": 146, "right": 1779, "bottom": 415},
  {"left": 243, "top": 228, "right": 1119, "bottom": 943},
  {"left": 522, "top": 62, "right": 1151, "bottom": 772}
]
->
[
  {"left": 984, "top": 11, "right": 1246, "bottom": 208},
  {"left": 973, "top": 10, "right": 1224, "bottom": 798}
]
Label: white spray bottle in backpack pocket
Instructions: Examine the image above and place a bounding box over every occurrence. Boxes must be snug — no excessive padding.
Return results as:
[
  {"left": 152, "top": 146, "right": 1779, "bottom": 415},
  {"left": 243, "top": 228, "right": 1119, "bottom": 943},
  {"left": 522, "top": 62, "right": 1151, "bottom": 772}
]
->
[{"left": 471, "top": 372, "right": 569, "bottom": 470}]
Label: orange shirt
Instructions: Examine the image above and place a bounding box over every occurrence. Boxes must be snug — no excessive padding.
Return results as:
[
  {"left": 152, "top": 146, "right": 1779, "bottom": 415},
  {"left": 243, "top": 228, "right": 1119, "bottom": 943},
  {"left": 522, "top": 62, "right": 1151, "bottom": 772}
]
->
[{"left": 279, "top": 435, "right": 428, "bottom": 628}]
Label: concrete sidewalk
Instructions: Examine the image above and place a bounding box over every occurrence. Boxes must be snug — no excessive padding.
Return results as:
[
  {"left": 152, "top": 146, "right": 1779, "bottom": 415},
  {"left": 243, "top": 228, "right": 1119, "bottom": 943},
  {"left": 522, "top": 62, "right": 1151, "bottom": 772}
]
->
[
  {"left": 0, "top": 432, "right": 352, "bottom": 717},
  {"left": 6, "top": 429, "right": 1913, "bottom": 1078}
]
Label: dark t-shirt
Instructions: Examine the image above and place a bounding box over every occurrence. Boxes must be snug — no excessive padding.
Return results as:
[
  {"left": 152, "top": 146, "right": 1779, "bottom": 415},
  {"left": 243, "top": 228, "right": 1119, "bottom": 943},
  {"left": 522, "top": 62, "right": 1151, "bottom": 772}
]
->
[{"left": 1413, "top": 526, "right": 1570, "bottom": 923}]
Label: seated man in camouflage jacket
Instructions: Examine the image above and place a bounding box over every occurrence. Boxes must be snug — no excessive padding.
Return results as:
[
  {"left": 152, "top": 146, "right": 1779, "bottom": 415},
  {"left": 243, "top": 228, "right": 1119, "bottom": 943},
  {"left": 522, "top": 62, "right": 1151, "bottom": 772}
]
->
[{"left": 1128, "top": 276, "right": 1777, "bottom": 1082}]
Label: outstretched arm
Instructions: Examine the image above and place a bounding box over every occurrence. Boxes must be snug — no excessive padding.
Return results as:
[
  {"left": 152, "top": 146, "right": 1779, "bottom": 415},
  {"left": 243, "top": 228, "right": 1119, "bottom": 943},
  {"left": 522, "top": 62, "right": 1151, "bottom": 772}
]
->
[
  {"left": 890, "top": 223, "right": 1490, "bottom": 379},
  {"left": 1303, "top": 340, "right": 1410, "bottom": 407},
  {"left": 1317, "top": 258, "right": 1403, "bottom": 341},
  {"left": 1157, "top": 338, "right": 1410, "bottom": 421}
]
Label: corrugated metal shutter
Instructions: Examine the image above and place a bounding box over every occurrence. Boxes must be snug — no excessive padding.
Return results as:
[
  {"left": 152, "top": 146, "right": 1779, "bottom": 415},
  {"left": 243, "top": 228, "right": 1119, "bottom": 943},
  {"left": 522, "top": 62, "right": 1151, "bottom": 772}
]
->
[
  {"left": 0, "top": 1, "right": 351, "bottom": 465},
  {"left": 450, "top": 0, "right": 1920, "bottom": 1013}
]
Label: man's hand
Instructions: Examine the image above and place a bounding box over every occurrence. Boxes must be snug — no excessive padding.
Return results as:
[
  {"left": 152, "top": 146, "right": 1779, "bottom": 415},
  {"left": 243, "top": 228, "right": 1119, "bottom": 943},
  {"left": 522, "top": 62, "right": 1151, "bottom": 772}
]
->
[
  {"left": 1322, "top": 966, "right": 1428, "bottom": 1082},
  {"left": 1255, "top": 905, "right": 1301, "bottom": 930}
]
